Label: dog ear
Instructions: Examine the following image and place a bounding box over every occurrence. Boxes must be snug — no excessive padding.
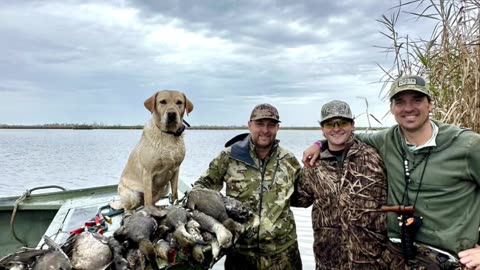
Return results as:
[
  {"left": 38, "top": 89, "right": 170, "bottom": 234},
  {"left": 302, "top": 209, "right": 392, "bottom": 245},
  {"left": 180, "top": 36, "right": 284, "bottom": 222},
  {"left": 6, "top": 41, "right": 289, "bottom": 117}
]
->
[
  {"left": 144, "top": 92, "right": 158, "bottom": 113},
  {"left": 184, "top": 94, "right": 194, "bottom": 115}
]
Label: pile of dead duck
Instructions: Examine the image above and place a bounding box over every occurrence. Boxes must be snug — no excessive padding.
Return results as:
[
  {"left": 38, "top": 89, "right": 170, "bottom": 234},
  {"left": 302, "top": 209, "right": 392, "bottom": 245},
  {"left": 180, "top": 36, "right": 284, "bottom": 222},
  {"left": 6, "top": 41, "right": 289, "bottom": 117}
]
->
[{"left": 0, "top": 188, "right": 253, "bottom": 270}]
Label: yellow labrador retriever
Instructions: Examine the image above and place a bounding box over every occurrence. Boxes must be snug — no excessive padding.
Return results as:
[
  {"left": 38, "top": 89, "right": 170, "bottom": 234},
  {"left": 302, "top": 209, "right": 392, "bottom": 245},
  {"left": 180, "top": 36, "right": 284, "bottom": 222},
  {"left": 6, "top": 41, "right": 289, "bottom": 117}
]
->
[{"left": 118, "top": 90, "right": 193, "bottom": 211}]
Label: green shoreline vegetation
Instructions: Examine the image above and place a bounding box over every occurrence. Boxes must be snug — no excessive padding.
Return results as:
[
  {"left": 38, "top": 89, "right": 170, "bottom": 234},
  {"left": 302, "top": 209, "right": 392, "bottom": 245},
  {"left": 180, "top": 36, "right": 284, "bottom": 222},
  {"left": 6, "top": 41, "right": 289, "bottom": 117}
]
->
[{"left": 0, "top": 123, "right": 385, "bottom": 131}]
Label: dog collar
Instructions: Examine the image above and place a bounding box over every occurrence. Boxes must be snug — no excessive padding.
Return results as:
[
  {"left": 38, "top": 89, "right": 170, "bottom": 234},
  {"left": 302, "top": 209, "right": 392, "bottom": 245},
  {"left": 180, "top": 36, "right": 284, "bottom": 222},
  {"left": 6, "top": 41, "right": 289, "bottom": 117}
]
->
[{"left": 163, "top": 124, "right": 186, "bottom": 137}]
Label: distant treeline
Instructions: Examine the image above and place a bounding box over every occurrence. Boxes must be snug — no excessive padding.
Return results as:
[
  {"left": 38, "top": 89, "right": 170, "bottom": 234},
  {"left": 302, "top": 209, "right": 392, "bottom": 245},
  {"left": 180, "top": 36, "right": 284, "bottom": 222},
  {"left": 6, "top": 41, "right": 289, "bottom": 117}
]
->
[
  {"left": 0, "top": 123, "right": 386, "bottom": 131},
  {"left": 0, "top": 123, "right": 143, "bottom": 130}
]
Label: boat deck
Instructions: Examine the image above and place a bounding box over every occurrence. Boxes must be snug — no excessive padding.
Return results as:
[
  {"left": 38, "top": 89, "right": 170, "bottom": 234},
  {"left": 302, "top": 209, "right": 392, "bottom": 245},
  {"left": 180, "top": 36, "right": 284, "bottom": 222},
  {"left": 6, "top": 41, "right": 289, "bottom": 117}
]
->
[
  {"left": 0, "top": 185, "right": 121, "bottom": 256},
  {"left": 0, "top": 185, "right": 315, "bottom": 269}
]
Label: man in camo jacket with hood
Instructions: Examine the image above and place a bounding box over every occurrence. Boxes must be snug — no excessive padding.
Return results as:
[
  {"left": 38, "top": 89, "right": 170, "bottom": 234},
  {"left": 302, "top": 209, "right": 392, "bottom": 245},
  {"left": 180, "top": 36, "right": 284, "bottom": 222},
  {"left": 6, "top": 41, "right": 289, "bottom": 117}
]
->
[
  {"left": 291, "top": 100, "right": 387, "bottom": 270},
  {"left": 193, "top": 103, "right": 302, "bottom": 270}
]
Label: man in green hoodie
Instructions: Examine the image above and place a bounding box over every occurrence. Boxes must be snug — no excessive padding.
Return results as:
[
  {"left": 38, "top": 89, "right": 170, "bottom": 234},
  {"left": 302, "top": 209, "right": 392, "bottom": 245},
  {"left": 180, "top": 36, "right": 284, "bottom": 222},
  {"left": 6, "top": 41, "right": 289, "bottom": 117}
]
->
[{"left": 302, "top": 75, "right": 480, "bottom": 270}]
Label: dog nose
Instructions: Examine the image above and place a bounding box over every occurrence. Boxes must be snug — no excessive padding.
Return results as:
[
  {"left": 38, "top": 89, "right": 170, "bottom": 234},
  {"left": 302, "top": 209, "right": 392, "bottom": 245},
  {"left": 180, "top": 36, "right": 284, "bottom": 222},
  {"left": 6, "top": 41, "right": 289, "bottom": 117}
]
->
[{"left": 167, "top": 111, "right": 177, "bottom": 122}]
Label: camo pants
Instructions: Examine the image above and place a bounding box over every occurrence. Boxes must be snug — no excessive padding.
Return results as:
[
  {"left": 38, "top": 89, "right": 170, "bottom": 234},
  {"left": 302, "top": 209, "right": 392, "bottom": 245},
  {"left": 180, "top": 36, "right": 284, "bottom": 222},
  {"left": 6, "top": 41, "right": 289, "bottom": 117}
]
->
[
  {"left": 380, "top": 241, "right": 467, "bottom": 270},
  {"left": 224, "top": 241, "right": 302, "bottom": 270}
]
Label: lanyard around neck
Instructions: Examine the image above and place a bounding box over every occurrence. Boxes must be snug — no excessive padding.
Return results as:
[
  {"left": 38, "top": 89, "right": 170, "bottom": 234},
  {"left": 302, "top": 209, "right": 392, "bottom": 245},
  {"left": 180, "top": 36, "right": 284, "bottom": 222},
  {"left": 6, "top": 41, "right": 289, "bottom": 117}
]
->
[{"left": 401, "top": 148, "right": 432, "bottom": 207}]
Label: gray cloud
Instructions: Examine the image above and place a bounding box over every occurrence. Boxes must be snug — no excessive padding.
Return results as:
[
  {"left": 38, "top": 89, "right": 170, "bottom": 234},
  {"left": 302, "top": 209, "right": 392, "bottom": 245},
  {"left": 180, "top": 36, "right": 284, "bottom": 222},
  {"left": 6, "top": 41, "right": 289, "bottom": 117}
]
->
[{"left": 0, "top": 0, "right": 433, "bottom": 126}]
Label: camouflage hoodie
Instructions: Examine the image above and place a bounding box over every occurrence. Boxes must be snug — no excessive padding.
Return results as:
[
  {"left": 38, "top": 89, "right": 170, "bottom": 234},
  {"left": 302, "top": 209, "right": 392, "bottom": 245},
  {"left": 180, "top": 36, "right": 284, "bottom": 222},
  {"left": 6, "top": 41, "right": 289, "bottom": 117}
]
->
[
  {"left": 291, "top": 139, "right": 387, "bottom": 270},
  {"left": 193, "top": 135, "right": 300, "bottom": 256}
]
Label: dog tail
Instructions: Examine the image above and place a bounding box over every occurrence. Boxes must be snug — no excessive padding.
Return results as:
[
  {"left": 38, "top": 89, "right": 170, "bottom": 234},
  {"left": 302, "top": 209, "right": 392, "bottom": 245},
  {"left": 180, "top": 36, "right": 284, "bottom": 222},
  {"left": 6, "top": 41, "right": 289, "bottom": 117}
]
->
[{"left": 138, "top": 239, "right": 160, "bottom": 270}]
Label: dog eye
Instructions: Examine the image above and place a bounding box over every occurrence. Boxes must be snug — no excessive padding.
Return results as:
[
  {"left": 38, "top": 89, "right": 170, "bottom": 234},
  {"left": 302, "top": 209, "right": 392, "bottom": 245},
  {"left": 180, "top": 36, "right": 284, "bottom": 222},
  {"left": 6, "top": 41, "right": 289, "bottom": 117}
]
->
[
  {"left": 176, "top": 100, "right": 183, "bottom": 105},
  {"left": 159, "top": 100, "right": 167, "bottom": 105}
]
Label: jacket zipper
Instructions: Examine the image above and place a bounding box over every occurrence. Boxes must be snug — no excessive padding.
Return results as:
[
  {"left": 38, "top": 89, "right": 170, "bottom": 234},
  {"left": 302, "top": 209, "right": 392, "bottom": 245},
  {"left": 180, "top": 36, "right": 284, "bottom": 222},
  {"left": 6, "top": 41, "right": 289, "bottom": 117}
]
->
[
  {"left": 257, "top": 157, "right": 267, "bottom": 250},
  {"left": 256, "top": 154, "right": 281, "bottom": 251},
  {"left": 337, "top": 152, "right": 347, "bottom": 188},
  {"left": 232, "top": 143, "right": 280, "bottom": 251}
]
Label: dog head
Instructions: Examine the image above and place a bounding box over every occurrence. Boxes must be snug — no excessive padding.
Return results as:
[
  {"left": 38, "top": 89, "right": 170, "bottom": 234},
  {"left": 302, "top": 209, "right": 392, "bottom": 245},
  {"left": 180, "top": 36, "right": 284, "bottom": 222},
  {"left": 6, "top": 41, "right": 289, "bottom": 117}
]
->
[{"left": 144, "top": 90, "right": 194, "bottom": 132}]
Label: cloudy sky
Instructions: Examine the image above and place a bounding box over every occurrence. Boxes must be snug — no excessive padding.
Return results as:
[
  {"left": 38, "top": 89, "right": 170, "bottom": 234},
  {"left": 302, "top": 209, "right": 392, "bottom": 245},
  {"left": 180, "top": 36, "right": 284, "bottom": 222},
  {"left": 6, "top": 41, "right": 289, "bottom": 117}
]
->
[{"left": 0, "top": 0, "right": 433, "bottom": 127}]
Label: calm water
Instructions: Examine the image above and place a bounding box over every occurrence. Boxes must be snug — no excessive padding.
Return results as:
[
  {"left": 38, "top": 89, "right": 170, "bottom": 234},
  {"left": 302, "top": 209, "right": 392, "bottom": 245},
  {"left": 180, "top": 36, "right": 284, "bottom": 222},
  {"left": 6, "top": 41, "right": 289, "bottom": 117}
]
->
[
  {"left": 0, "top": 129, "right": 320, "bottom": 196},
  {"left": 0, "top": 128, "right": 320, "bottom": 269}
]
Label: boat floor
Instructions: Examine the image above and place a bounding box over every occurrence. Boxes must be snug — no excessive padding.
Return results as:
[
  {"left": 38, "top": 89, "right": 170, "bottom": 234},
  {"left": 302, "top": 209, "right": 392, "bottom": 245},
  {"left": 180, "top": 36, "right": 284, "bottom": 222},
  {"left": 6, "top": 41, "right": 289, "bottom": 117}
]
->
[{"left": 1, "top": 185, "right": 315, "bottom": 269}]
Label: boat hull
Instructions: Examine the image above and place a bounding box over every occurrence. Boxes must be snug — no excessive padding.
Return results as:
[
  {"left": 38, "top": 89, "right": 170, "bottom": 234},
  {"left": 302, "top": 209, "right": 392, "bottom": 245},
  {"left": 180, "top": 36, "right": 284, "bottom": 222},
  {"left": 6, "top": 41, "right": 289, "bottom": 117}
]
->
[{"left": 0, "top": 182, "right": 193, "bottom": 258}]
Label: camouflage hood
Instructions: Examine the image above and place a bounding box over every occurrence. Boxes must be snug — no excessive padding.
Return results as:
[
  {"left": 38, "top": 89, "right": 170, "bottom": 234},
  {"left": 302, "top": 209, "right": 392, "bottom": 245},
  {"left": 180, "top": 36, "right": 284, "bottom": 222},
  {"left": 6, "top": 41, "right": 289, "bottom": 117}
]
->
[{"left": 230, "top": 134, "right": 279, "bottom": 167}]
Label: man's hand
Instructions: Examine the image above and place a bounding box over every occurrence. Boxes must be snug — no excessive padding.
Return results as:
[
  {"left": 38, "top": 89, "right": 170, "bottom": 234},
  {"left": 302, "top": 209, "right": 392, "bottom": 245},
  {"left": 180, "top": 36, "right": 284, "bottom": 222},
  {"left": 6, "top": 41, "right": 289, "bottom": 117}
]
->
[
  {"left": 302, "top": 143, "right": 321, "bottom": 167},
  {"left": 242, "top": 214, "right": 260, "bottom": 239},
  {"left": 459, "top": 245, "right": 480, "bottom": 270}
]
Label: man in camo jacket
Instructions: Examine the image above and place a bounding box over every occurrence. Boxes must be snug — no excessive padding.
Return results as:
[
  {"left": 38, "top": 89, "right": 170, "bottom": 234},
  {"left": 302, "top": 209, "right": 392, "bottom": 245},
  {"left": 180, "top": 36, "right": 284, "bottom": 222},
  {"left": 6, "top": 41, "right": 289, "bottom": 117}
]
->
[
  {"left": 291, "top": 100, "right": 387, "bottom": 270},
  {"left": 193, "top": 103, "right": 302, "bottom": 270}
]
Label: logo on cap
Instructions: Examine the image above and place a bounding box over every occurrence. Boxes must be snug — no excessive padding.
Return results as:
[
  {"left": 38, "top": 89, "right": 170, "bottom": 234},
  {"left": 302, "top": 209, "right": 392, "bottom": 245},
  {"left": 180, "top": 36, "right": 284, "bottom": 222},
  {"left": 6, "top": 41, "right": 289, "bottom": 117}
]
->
[
  {"left": 398, "top": 77, "right": 418, "bottom": 87},
  {"left": 389, "top": 75, "right": 431, "bottom": 100}
]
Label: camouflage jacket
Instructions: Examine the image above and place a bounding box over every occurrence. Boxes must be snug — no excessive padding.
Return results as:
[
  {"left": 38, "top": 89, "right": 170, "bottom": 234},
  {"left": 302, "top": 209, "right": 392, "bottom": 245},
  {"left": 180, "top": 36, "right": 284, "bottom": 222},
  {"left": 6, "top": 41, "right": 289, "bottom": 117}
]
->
[
  {"left": 291, "top": 139, "right": 387, "bottom": 270},
  {"left": 193, "top": 135, "right": 301, "bottom": 256}
]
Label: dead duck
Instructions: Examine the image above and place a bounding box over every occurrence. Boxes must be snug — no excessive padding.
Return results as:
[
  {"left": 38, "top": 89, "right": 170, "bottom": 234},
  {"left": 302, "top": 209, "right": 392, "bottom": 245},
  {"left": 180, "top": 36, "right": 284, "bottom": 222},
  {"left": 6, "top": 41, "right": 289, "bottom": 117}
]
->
[
  {"left": 106, "top": 237, "right": 130, "bottom": 270},
  {"left": 32, "top": 235, "right": 71, "bottom": 270},
  {"left": 0, "top": 248, "right": 49, "bottom": 270},
  {"left": 69, "top": 232, "right": 112, "bottom": 270},
  {"left": 185, "top": 219, "right": 207, "bottom": 264},
  {"left": 191, "top": 245, "right": 205, "bottom": 264},
  {"left": 222, "top": 195, "right": 253, "bottom": 223},
  {"left": 197, "top": 232, "right": 221, "bottom": 264},
  {"left": 190, "top": 210, "right": 232, "bottom": 249},
  {"left": 187, "top": 188, "right": 229, "bottom": 221},
  {"left": 32, "top": 251, "right": 71, "bottom": 270},
  {"left": 185, "top": 219, "right": 203, "bottom": 242},
  {"left": 162, "top": 205, "right": 199, "bottom": 248},
  {"left": 187, "top": 188, "right": 253, "bottom": 223},
  {"left": 125, "top": 249, "right": 146, "bottom": 270},
  {"left": 187, "top": 188, "right": 245, "bottom": 241},
  {"left": 154, "top": 239, "right": 171, "bottom": 261},
  {"left": 114, "top": 207, "right": 160, "bottom": 270},
  {"left": 190, "top": 234, "right": 221, "bottom": 265}
]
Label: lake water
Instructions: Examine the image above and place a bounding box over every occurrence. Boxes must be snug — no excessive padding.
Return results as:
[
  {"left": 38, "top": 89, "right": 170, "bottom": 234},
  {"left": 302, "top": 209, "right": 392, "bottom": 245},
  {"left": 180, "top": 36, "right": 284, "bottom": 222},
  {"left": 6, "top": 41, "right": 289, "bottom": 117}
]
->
[
  {"left": 0, "top": 129, "right": 320, "bottom": 196},
  {"left": 0, "top": 128, "right": 321, "bottom": 269}
]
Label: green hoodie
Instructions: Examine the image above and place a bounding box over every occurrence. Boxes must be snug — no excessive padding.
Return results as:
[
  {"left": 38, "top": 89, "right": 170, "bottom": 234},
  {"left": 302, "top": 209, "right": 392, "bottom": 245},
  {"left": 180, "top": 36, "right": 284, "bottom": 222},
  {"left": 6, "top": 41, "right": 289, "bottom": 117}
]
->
[{"left": 357, "top": 120, "right": 480, "bottom": 255}]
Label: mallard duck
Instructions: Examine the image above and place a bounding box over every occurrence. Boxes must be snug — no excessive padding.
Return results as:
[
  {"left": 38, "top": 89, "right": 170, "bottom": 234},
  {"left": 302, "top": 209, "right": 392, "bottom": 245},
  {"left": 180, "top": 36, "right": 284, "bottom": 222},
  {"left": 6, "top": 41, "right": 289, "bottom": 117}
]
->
[{"left": 114, "top": 207, "right": 160, "bottom": 270}]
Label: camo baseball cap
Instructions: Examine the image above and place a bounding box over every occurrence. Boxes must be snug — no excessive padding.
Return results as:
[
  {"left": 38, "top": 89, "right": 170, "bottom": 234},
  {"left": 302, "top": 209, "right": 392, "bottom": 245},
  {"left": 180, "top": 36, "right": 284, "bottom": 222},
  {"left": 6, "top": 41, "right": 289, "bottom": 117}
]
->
[
  {"left": 250, "top": 103, "right": 281, "bottom": 122},
  {"left": 389, "top": 75, "right": 432, "bottom": 100},
  {"left": 320, "top": 100, "right": 353, "bottom": 124}
]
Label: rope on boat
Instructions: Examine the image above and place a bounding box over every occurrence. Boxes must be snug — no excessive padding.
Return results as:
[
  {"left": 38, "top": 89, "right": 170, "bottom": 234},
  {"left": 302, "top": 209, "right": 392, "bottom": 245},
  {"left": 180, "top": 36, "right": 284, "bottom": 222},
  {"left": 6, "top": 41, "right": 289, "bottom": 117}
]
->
[{"left": 10, "top": 185, "right": 67, "bottom": 246}]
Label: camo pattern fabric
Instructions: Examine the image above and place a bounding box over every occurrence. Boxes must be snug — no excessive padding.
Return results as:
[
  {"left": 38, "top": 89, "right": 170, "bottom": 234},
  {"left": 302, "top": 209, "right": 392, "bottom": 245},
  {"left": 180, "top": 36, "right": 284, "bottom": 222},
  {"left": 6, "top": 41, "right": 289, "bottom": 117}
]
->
[
  {"left": 291, "top": 139, "right": 387, "bottom": 270},
  {"left": 320, "top": 100, "right": 354, "bottom": 123},
  {"left": 193, "top": 137, "right": 301, "bottom": 258},
  {"left": 381, "top": 241, "right": 467, "bottom": 270},
  {"left": 224, "top": 240, "right": 302, "bottom": 270},
  {"left": 250, "top": 103, "right": 280, "bottom": 122}
]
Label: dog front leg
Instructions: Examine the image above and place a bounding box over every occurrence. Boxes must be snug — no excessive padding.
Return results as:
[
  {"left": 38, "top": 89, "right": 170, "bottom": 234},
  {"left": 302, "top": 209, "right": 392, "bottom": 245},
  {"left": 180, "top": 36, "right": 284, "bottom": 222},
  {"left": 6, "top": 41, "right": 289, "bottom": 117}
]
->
[
  {"left": 143, "top": 168, "right": 154, "bottom": 206},
  {"left": 170, "top": 169, "right": 179, "bottom": 203}
]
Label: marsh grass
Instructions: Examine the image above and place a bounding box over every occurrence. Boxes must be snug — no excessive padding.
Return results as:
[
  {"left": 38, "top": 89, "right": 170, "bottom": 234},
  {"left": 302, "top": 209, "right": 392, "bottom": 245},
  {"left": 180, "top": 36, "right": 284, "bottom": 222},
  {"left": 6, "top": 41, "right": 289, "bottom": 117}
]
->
[{"left": 377, "top": 0, "right": 480, "bottom": 132}]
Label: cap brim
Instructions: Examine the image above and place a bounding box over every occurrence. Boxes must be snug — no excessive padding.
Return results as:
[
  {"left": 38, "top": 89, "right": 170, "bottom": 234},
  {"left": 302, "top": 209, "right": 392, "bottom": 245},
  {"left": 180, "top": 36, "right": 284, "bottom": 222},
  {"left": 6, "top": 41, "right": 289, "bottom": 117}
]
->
[
  {"left": 320, "top": 116, "right": 354, "bottom": 124},
  {"left": 390, "top": 89, "right": 431, "bottom": 100},
  {"left": 250, "top": 117, "right": 281, "bottom": 123}
]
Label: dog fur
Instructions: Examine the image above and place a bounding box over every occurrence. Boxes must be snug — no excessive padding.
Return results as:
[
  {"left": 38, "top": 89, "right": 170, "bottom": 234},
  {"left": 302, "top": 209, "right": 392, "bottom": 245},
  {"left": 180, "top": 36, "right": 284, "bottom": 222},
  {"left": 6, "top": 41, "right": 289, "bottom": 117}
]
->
[{"left": 118, "top": 90, "right": 193, "bottom": 211}]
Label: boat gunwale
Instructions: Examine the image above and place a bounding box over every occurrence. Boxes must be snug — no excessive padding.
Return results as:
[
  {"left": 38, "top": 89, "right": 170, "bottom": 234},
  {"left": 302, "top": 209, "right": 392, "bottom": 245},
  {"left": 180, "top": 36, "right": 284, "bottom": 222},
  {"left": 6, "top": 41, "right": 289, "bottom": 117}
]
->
[{"left": 0, "top": 184, "right": 119, "bottom": 211}]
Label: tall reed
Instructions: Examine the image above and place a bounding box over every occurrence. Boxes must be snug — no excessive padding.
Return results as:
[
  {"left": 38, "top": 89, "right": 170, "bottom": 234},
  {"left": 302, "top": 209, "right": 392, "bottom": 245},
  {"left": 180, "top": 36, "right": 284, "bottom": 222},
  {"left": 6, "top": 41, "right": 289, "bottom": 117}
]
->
[{"left": 377, "top": 0, "right": 480, "bottom": 132}]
